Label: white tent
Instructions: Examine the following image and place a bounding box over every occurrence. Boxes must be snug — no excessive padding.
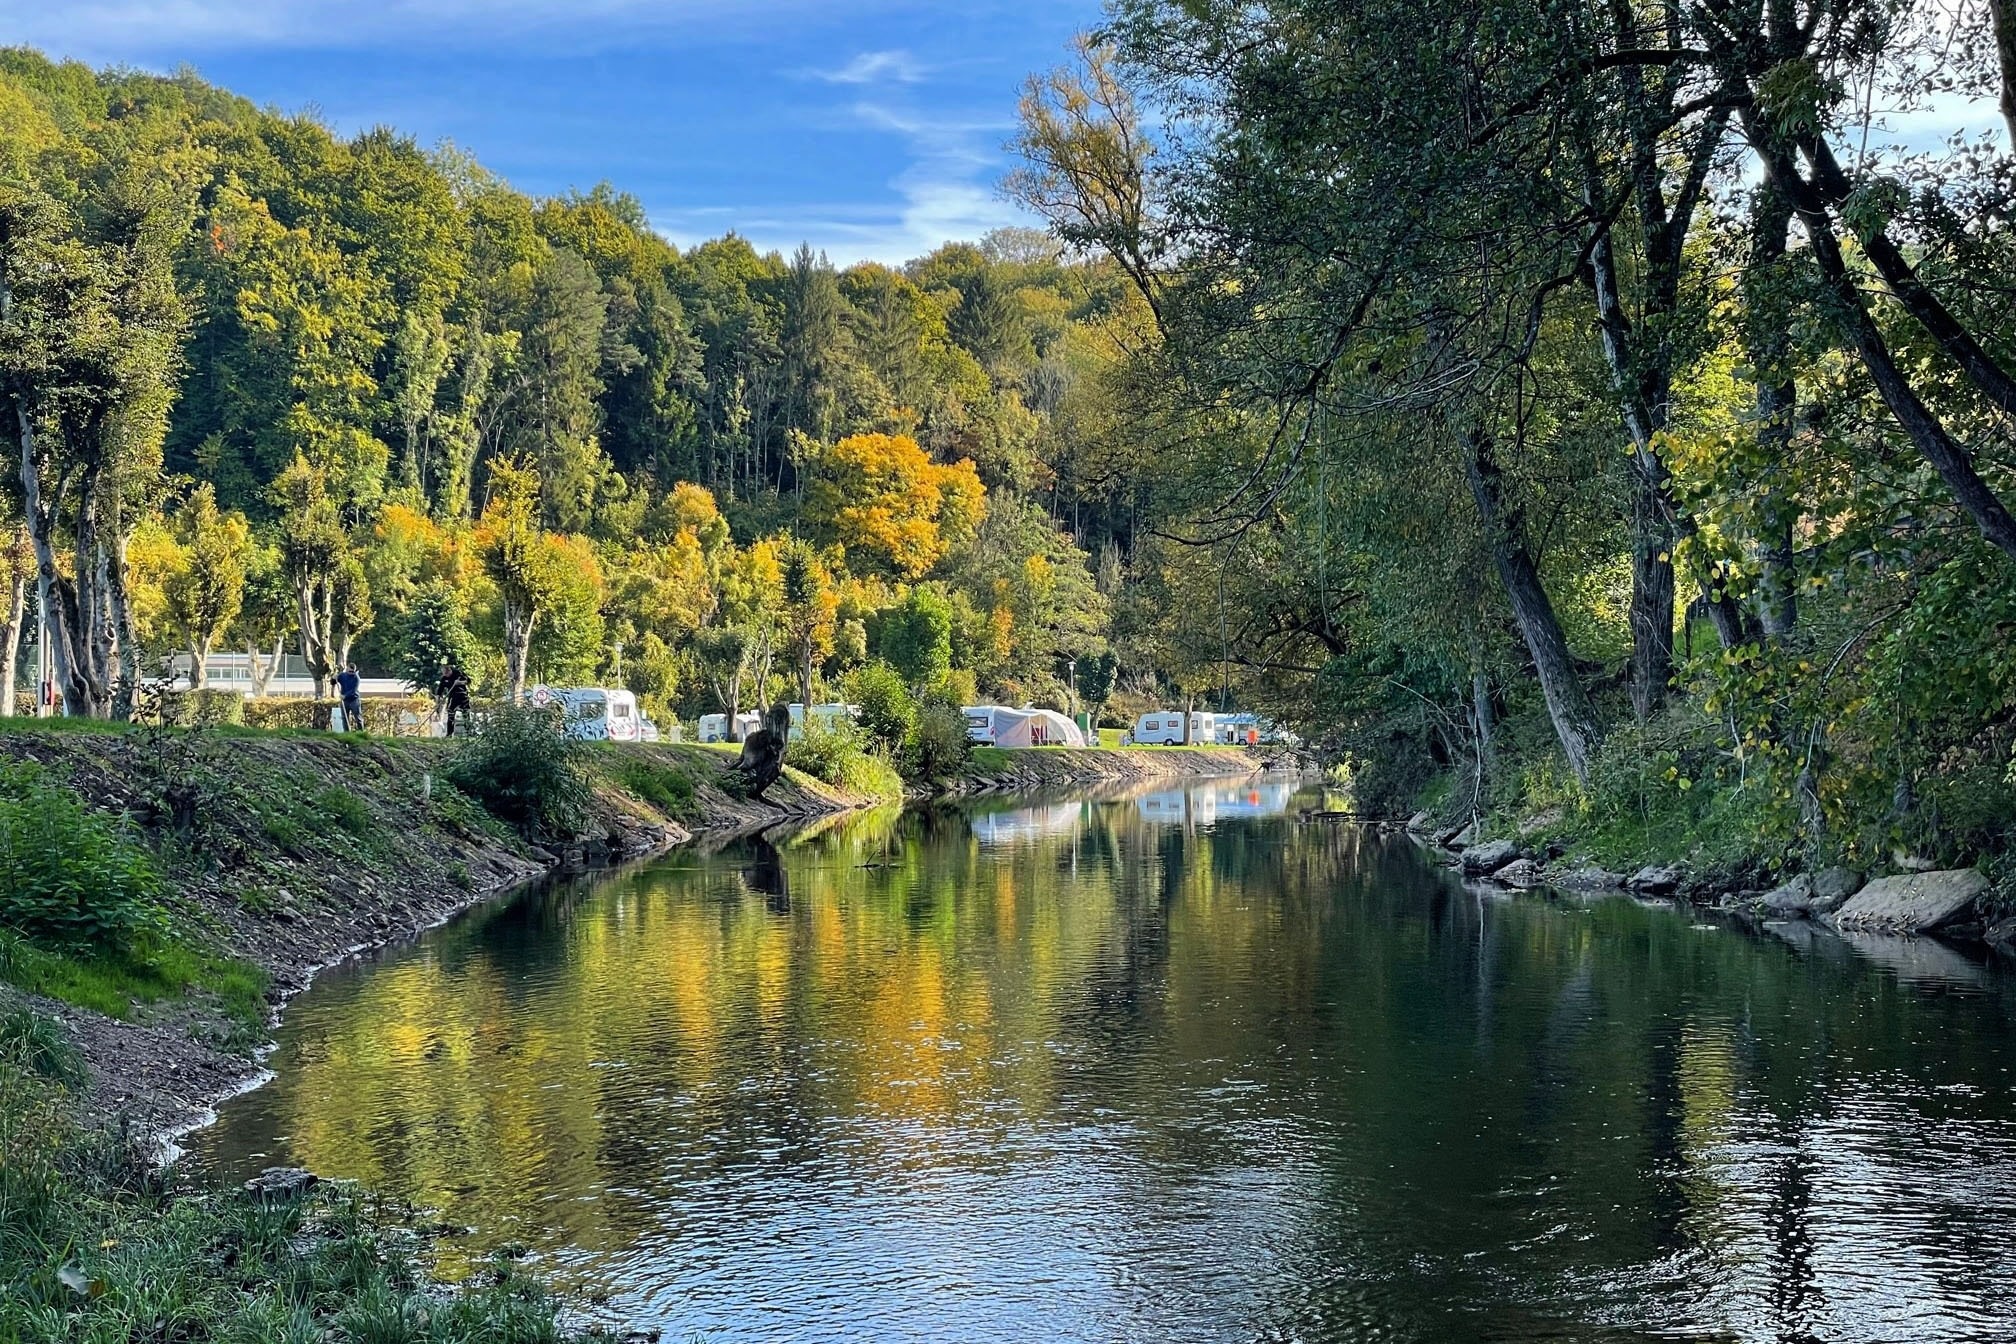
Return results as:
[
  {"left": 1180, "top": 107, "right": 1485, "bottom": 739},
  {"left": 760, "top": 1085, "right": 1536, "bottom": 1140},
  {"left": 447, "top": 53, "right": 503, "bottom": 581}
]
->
[{"left": 985, "top": 706, "right": 1086, "bottom": 748}]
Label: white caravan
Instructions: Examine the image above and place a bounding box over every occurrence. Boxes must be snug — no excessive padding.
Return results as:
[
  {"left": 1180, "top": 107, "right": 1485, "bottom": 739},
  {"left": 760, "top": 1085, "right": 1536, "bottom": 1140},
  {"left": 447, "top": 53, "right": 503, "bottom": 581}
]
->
[
  {"left": 698, "top": 711, "right": 763, "bottom": 743},
  {"left": 1132, "top": 710, "right": 1215, "bottom": 746},
  {"left": 788, "top": 702, "right": 860, "bottom": 741},
  {"left": 537, "top": 687, "right": 641, "bottom": 742}
]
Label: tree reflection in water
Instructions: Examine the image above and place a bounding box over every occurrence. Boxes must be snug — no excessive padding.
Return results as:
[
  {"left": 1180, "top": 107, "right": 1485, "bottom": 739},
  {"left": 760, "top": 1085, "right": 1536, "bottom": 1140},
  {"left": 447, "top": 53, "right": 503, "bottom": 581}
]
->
[{"left": 193, "top": 777, "right": 2016, "bottom": 1344}]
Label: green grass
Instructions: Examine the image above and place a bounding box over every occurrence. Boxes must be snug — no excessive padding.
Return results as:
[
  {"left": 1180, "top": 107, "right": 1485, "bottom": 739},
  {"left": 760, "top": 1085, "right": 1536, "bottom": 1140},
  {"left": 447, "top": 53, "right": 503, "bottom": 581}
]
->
[
  {"left": 605, "top": 754, "right": 699, "bottom": 820},
  {"left": 0, "top": 1015, "right": 593, "bottom": 1344},
  {"left": 315, "top": 786, "right": 375, "bottom": 838},
  {"left": 0, "top": 929, "right": 267, "bottom": 1039}
]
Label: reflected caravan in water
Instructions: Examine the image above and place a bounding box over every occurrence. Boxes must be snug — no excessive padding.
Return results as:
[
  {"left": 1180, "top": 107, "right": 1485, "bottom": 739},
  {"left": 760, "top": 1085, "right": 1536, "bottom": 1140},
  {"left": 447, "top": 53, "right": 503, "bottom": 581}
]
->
[{"left": 192, "top": 776, "right": 2016, "bottom": 1344}]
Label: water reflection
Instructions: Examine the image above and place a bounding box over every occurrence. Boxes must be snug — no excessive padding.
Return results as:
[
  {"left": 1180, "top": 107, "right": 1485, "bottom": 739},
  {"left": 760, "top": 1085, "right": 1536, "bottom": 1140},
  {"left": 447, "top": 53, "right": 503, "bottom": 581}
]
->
[{"left": 192, "top": 776, "right": 2016, "bottom": 1343}]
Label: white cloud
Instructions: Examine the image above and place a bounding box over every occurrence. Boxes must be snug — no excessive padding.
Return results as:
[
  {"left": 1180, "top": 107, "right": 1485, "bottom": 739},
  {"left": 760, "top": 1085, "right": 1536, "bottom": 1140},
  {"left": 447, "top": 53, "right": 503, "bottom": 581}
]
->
[{"left": 809, "top": 49, "right": 926, "bottom": 85}]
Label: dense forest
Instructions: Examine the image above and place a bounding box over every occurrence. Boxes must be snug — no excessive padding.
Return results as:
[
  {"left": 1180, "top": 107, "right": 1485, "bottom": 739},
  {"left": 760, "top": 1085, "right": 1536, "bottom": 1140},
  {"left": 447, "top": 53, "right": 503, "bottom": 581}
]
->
[
  {"left": 0, "top": 46, "right": 1126, "bottom": 743},
  {"left": 5, "top": 0, "right": 2016, "bottom": 878}
]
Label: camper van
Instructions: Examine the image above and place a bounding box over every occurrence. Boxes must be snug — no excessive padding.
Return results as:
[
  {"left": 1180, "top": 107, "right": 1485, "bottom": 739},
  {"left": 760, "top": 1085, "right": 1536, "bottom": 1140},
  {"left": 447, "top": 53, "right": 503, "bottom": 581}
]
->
[
  {"left": 1132, "top": 710, "right": 1215, "bottom": 746},
  {"left": 697, "top": 711, "right": 763, "bottom": 744},
  {"left": 540, "top": 687, "right": 641, "bottom": 742}
]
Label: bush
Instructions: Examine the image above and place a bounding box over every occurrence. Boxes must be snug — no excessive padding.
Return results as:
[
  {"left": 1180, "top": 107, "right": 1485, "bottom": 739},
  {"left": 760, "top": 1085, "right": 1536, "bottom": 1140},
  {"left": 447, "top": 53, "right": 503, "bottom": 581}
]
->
[
  {"left": 849, "top": 660, "right": 917, "bottom": 751},
  {"left": 240, "top": 696, "right": 435, "bottom": 736},
  {"left": 789, "top": 722, "right": 904, "bottom": 798},
  {"left": 443, "top": 706, "right": 591, "bottom": 840},
  {"left": 903, "top": 704, "right": 972, "bottom": 783},
  {"left": 154, "top": 688, "right": 245, "bottom": 728},
  {"left": 243, "top": 698, "right": 334, "bottom": 732},
  {"left": 0, "top": 765, "right": 166, "bottom": 954}
]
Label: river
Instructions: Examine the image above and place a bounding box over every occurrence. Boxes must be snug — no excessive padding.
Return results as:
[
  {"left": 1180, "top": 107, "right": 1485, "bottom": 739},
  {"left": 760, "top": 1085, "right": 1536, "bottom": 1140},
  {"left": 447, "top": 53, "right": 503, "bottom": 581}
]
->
[{"left": 190, "top": 775, "right": 2016, "bottom": 1342}]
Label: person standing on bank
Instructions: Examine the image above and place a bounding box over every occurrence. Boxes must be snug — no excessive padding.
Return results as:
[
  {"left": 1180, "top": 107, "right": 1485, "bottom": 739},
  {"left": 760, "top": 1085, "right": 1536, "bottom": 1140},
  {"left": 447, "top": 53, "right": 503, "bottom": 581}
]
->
[
  {"left": 439, "top": 661, "right": 472, "bottom": 737},
  {"left": 337, "top": 664, "right": 364, "bottom": 734}
]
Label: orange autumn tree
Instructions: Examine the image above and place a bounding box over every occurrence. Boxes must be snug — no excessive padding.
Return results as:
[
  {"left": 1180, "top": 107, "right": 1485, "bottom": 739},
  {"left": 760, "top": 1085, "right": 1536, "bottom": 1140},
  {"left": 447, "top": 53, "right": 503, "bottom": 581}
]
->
[{"left": 804, "top": 433, "right": 984, "bottom": 580}]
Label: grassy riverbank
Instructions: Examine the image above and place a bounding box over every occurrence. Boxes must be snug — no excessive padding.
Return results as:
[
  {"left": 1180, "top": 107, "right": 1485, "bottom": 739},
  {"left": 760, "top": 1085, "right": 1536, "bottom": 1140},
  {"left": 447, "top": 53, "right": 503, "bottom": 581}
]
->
[{"left": 0, "top": 715, "right": 878, "bottom": 1343}]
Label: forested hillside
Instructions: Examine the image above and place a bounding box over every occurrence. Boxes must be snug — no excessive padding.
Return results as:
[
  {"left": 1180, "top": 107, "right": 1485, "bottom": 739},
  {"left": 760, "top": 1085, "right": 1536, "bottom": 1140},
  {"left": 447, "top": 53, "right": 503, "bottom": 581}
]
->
[
  {"left": 1013, "top": 2, "right": 2016, "bottom": 877},
  {"left": 0, "top": 47, "right": 1127, "bottom": 734}
]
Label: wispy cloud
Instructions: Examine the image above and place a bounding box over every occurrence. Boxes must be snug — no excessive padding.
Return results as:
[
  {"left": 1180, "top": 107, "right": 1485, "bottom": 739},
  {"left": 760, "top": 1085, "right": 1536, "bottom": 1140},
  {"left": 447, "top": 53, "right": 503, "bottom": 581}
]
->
[
  {"left": 809, "top": 49, "right": 927, "bottom": 85},
  {"left": 660, "top": 98, "right": 1026, "bottom": 264}
]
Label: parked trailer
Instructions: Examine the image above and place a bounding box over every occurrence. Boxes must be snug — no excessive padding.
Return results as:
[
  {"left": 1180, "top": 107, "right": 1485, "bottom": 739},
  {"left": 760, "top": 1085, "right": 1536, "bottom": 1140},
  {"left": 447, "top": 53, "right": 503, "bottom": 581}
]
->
[{"left": 1131, "top": 711, "right": 1216, "bottom": 746}]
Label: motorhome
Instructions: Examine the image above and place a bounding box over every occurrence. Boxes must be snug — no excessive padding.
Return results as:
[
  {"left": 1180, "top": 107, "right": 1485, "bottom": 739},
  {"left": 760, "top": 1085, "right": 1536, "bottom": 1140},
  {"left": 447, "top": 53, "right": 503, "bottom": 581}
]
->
[
  {"left": 537, "top": 687, "right": 641, "bottom": 742},
  {"left": 1132, "top": 710, "right": 1215, "bottom": 746}
]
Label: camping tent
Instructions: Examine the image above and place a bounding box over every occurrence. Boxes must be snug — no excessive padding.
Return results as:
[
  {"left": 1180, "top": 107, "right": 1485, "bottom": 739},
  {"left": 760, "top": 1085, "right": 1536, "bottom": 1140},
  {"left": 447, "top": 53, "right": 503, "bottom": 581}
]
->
[{"left": 986, "top": 706, "right": 1086, "bottom": 748}]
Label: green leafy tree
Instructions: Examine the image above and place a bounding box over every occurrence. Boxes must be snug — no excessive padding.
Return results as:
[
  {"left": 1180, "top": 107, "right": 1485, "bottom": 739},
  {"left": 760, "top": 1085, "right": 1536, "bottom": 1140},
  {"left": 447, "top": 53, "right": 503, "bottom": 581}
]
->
[
  {"left": 880, "top": 586, "right": 954, "bottom": 692},
  {"left": 163, "top": 484, "right": 251, "bottom": 687}
]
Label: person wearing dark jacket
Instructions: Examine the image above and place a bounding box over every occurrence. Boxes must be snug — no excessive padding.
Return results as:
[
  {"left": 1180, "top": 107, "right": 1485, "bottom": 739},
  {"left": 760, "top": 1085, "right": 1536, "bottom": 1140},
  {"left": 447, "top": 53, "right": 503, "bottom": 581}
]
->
[
  {"left": 337, "top": 665, "right": 364, "bottom": 734},
  {"left": 439, "top": 662, "right": 472, "bottom": 737}
]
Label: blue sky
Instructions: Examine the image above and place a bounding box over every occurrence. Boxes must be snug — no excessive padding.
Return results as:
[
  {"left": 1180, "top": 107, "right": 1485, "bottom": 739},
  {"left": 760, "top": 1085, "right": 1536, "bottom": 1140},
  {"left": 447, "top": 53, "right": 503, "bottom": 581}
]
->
[{"left": 2, "top": 0, "right": 1104, "bottom": 265}]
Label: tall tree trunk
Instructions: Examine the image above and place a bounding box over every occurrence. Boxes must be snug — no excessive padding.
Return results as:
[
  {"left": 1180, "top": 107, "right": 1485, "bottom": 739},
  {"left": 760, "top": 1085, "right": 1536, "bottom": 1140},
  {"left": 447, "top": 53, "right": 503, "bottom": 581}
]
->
[
  {"left": 727, "top": 659, "right": 745, "bottom": 741},
  {"left": 1584, "top": 196, "right": 1746, "bottom": 706},
  {"left": 1754, "top": 134, "right": 2016, "bottom": 562},
  {"left": 1994, "top": 0, "right": 2016, "bottom": 148},
  {"left": 249, "top": 635, "right": 286, "bottom": 697},
  {"left": 1472, "top": 665, "right": 1498, "bottom": 781},
  {"left": 502, "top": 600, "right": 534, "bottom": 702},
  {"left": 798, "top": 633, "right": 815, "bottom": 710},
  {"left": 18, "top": 405, "right": 90, "bottom": 716},
  {"left": 107, "top": 526, "right": 142, "bottom": 721},
  {"left": 191, "top": 635, "right": 212, "bottom": 689},
  {"left": 0, "top": 566, "right": 23, "bottom": 718},
  {"left": 1463, "top": 430, "right": 1603, "bottom": 783},
  {"left": 296, "top": 578, "right": 331, "bottom": 700},
  {"left": 1747, "top": 184, "right": 1799, "bottom": 639}
]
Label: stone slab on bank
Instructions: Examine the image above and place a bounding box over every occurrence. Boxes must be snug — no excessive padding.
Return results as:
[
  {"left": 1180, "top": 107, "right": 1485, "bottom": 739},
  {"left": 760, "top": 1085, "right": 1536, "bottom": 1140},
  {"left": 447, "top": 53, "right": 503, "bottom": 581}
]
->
[{"left": 1831, "top": 869, "right": 1988, "bottom": 934}]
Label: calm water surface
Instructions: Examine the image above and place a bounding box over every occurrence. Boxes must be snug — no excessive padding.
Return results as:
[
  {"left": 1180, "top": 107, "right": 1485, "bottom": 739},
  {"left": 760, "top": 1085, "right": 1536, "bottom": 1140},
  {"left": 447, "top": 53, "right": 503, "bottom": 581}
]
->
[{"left": 192, "top": 776, "right": 2016, "bottom": 1342}]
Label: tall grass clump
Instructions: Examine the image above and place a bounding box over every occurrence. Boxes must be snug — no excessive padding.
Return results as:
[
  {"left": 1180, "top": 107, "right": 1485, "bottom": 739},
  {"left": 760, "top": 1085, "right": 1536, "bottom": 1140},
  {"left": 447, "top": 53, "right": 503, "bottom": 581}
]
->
[
  {"left": 443, "top": 706, "right": 591, "bottom": 840},
  {"left": 789, "top": 722, "right": 904, "bottom": 799}
]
